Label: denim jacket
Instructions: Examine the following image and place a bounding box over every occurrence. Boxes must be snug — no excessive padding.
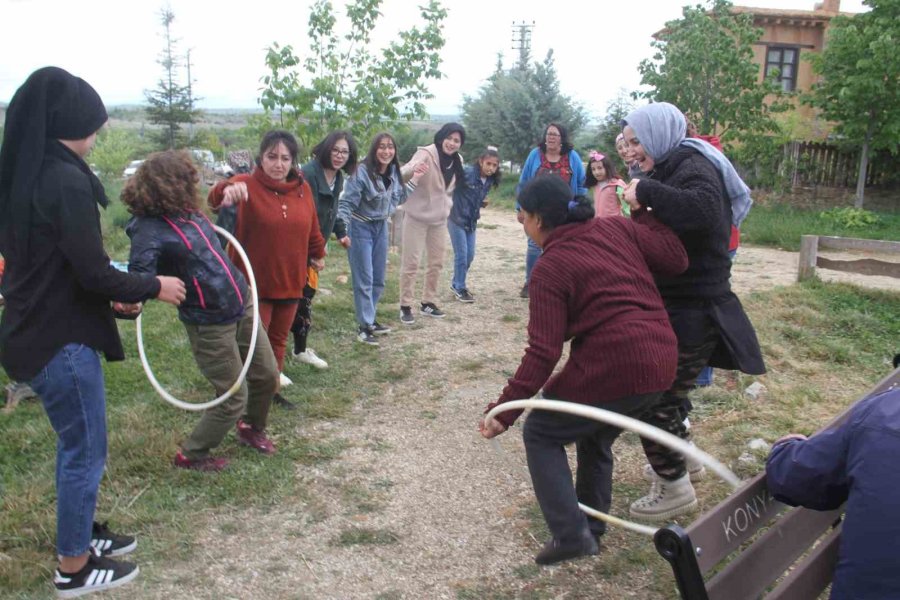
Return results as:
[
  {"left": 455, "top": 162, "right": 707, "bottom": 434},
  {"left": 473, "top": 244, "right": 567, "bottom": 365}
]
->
[
  {"left": 450, "top": 165, "right": 494, "bottom": 232},
  {"left": 336, "top": 163, "right": 407, "bottom": 228}
]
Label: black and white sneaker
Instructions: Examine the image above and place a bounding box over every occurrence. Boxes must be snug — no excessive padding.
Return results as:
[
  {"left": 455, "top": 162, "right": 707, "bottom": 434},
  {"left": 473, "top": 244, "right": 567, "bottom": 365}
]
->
[
  {"left": 420, "top": 302, "right": 446, "bottom": 318},
  {"left": 452, "top": 288, "right": 475, "bottom": 303},
  {"left": 90, "top": 521, "right": 136, "bottom": 557},
  {"left": 357, "top": 326, "right": 379, "bottom": 346},
  {"left": 54, "top": 548, "right": 139, "bottom": 598},
  {"left": 400, "top": 306, "right": 415, "bottom": 325},
  {"left": 371, "top": 321, "right": 392, "bottom": 335}
]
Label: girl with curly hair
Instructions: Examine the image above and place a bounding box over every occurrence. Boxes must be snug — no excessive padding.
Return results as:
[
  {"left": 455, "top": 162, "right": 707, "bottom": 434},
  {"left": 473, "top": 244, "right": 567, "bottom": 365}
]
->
[{"left": 122, "top": 150, "right": 280, "bottom": 470}]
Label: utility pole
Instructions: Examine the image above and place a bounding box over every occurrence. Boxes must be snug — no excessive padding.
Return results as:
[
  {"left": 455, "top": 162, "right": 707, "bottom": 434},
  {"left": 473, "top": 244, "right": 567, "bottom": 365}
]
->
[
  {"left": 186, "top": 47, "right": 194, "bottom": 145},
  {"left": 511, "top": 21, "right": 535, "bottom": 71}
]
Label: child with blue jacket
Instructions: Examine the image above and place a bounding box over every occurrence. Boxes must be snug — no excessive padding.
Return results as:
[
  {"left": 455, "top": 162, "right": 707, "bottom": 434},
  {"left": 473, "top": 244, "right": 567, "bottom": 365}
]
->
[
  {"left": 123, "top": 151, "right": 280, "bottom": 471},
  {"left": 447, "top": 146, "right": 501, "bottom": 303}
]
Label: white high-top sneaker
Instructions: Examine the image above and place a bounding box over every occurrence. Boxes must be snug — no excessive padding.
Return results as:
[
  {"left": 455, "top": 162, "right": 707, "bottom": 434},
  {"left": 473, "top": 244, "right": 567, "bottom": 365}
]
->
[
  {"left": 642, "top": 441, "right": 706, "bottom": 482},
  {"left": 629, "top": 473, "right": 698, "bottom": 521},
  {"left": 293, "top": 348, "right": 328, "bottom": 369}
]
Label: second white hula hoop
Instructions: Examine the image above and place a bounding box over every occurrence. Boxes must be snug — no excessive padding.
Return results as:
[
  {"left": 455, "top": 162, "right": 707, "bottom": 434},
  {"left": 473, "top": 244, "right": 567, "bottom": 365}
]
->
[
  {"left": 136, "top": 225, "right": 260, "bottom": 412},
  {"left": 485, "top": 399, "right": 742, "bottom": 536}
]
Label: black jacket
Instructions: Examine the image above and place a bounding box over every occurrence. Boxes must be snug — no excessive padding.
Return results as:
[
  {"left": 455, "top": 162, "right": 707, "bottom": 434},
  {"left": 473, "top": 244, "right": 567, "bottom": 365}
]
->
[
  {"left": 126, "top": 213, "right": 247, "bottom": 326},
  {"left": 635, "top": 146, "right": 732, "bottom": 300},
  {"left": 301, "top": 161, "right": 347, "bottom": 241},
  {"left": 0, "top": 141, "right": 160, "bottom": 381}
]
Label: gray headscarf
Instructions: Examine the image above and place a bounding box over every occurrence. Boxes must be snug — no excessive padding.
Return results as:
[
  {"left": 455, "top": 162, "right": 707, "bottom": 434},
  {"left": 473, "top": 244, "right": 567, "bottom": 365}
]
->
[
  {"left": 623, "top": 102, "right": 686, "bottom": 164},
  {"left": 623, "top": 102, "right": 752, "bottom": 228}
]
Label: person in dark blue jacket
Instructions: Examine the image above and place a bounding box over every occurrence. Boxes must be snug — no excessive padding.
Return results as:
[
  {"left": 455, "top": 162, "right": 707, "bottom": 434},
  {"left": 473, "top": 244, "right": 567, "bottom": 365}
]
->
[
  {"left": 766, "top": 382, "right": 900, "bottom": 600},
  {"left": 123, "top": 150, "right": 280, "bottom": 471},
  {"left": 447, "top": 146, "right": 501, "bottom": 303}
]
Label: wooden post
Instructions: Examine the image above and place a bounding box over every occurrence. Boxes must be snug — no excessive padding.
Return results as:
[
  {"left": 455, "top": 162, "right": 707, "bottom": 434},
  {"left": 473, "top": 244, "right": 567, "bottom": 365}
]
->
[{"left": 798, "top": 235, "right": 819, "bottom": 281}]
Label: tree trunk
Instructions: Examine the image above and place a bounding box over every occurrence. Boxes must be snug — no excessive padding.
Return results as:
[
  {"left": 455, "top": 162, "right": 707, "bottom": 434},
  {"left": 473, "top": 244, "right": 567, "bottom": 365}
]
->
[{"left": 854, "top": 115, "right": 875, "bottom": 209}]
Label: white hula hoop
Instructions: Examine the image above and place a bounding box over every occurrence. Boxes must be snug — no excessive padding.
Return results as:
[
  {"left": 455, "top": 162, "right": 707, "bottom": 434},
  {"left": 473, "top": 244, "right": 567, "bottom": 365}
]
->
[
  {"left": 485, "top": 399, "right": 741, "bottom": 536},
  {"left": 136, "top": 225, "right": 260, "bottom": 412}
]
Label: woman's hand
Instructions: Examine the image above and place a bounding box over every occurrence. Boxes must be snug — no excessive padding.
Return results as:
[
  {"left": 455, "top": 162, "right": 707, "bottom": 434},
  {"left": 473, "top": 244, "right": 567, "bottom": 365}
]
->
[
  {"left": 410, "top": 161, "right": 429, "bottom": 185},
  {"left": 478, "top": 416, "right": 506, "bottom": 439},
  {"left": 220, "top": 182, "right": 249, "bottom": 207},
  {"left": 339, "top": 236, "right": 351, "bottom": 249},
  {"left": 156, "top": 276, "right": 186, "bottom": 306},
  {"left": 623, "top": 179, "right": 643, "bottom": 211},
  {"left": 310, "top": 257, "right": 325, "bottom": 272},
  {"left": 112, "top": 301, "right": 143, "bottom": 316}
]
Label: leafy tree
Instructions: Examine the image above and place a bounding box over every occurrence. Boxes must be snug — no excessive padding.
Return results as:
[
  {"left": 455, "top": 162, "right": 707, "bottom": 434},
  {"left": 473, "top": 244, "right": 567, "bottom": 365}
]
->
[
  {"left": 89, "top": 127, "right": 138, "bottom": 184},
  {"left": 144, "top": 9, "right": 200, "bottom": 149},
  {"left": 638, "top": 0, "right": 787, "bottom": 141},
  {"left": 258, "top": 0, "right": 447, "bottom": 150},
  {"left": 805, "top": 0, "right": 900, "bottom": 207},
  {"left": 595, "top": 89, "right": 635, "bottom": 157},
  {"left": 462, "top": 50, "right": 587, "bottom": 165}
]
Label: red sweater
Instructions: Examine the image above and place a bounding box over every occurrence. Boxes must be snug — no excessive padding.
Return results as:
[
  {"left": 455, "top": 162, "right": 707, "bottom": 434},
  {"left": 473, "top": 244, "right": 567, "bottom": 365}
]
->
[
  {"left": 209, "top": 168, "right": 326, "bottom": 299},
  {"left": 487, "top": 214, "right": 688, "bottom": 427}
]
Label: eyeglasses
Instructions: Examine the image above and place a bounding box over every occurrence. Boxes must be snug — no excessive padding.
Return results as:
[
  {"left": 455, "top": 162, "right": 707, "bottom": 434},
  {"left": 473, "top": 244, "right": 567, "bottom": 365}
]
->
[
  {"left": 545, "top": 133, "right": 561, "bottom": 138},
  {"left": 332, "top": 148, "right": 350, "bottom": 157}
]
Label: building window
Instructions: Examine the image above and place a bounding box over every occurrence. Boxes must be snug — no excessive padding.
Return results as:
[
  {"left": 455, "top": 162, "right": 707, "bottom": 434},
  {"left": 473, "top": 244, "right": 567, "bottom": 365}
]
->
[{"left": 765, "top": 47, "right": 799, "bottom": 91}]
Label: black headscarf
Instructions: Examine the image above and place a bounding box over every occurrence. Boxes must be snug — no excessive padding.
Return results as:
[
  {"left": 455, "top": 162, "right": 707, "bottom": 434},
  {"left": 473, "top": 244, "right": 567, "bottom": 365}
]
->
[
  {"left": 0, "top": 66, "right": 108, "bottom": 258},
  {"left": 433, "top": 122, "right": 466, "bottom": 188}
]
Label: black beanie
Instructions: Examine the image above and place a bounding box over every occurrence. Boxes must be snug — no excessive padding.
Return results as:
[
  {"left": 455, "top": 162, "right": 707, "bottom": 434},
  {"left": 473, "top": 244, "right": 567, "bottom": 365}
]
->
[{"left": 0, "top": 67, "right": 108, "bottom": 257}]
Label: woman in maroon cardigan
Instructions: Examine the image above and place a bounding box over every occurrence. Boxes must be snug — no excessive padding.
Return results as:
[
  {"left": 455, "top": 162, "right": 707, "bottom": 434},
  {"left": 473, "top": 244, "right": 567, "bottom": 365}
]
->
[{"left": 479, "top": 175, "right": 688, "bottom": 566}]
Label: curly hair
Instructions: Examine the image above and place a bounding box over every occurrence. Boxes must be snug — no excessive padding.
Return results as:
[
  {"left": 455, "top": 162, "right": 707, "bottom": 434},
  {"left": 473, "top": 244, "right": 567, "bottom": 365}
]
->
[{"left": 121, "top": 150, "right": 200, "bottom": 217}]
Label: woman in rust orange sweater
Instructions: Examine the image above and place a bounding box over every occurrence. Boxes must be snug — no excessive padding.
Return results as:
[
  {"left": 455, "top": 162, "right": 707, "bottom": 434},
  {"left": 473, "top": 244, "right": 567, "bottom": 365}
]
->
[{"left": 209, "top": 130, "right": 326, "bottom": 407}]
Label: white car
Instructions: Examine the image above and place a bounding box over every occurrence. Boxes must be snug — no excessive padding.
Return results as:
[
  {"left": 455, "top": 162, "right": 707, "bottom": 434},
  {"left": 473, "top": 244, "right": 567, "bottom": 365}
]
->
[{"left": 123, "top": 160, "right": 144, "bottom": 178}]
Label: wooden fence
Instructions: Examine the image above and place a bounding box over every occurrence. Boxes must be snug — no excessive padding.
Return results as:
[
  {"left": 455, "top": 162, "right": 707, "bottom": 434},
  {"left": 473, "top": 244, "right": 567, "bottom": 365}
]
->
[
  {"left": 784, "top": 142, "right": 896, "bottom": 188},
  {"left": 797, "top": 235, "right": 900, "bottom": 282}
]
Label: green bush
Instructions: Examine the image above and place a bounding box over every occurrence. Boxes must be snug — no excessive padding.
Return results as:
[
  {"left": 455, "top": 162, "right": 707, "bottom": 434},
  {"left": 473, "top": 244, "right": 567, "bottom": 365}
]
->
[{"left": 819, "top": 207, "right": 881, "bottom": 229}]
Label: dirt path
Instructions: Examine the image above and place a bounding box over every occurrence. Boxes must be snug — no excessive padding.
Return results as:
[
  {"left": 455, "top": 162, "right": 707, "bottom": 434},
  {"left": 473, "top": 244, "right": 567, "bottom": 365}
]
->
[{"left": 119, "top": 208, "right": 898, "bottom": 600}]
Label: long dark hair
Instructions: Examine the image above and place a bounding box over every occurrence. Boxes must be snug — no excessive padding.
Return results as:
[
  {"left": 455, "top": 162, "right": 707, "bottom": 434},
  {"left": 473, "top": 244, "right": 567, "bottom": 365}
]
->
[
  {"left": 538, "top": 122, "right": 573, "bottom": 155},
  {"left": 363, "top": 133, "right": 401, "bottom": 183},
  {"left": 584, "top": 152, "right": 619, "bottom": 187},
  {"left": 518, "top": 175, "right": 594, "bottom": 230},
  {"left": 473, "top": 146, "right": 502, "bottom": 189},
  {"left": 312, "top": 130, "right": 358, "bottom": 174}
]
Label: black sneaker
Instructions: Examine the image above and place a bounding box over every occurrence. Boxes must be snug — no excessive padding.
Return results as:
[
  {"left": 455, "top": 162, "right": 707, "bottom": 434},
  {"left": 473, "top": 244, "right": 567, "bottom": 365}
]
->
[
  {"left": 400, "top": 306, "right": 415, "bottom": 325},
  {"left": 456, "top": 288, "right": 475, "bottom": 303},
  {"left": 371, "top": 321, "right": 392, "bottom": 335},
  {"left": 357, "top": 326, "right": 379, "bottom": 346},
  {"left": 420, "top": 302, "right": 446, "bottom": 318},
  {"left": 534, "top": 531, "right": 599, "bottom": 566},
  {"left": 54, "top": 547, "right": 139, "bottom": 598},
  {"left": 90, "top": 521, "right": 136, "bottom": 557},
  {"left": 519, "top": 284, "right": 529, "bottom": 299}
]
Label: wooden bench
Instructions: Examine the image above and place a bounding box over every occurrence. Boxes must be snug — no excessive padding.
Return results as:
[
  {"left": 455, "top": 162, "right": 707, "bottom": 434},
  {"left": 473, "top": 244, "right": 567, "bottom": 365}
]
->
[
  {"left": 655, "top": 366, "right": 900, "bottom": 600},
  {"left": 797, "top": 235, "right": 900, "bottom": 282}
]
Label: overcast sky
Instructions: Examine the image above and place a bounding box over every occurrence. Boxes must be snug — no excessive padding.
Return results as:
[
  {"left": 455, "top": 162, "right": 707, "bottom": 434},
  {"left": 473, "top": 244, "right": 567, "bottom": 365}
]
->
[{"left": 1, "top": 0, "right": 867, "bottom": 120}]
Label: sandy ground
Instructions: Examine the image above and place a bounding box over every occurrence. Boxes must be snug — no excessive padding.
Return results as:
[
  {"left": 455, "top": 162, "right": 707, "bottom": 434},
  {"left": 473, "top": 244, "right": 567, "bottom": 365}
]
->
[{"left": 110, "top": 208, "right": 898, "bottom": 600}]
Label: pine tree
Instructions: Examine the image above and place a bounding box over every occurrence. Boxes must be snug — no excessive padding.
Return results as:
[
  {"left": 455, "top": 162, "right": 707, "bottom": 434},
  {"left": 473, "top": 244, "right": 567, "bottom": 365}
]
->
[{"left": 144, "top": 9, "right": 198, "bottom": 149}]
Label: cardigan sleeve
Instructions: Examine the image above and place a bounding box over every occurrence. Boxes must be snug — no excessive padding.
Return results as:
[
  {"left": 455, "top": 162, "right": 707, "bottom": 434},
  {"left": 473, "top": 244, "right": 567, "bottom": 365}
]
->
[
  {"left": 486, "top": 260, "right": 569, "bottom": 427},
  {"left": 515, "top": 148, "right": 542, "bottom": 203},
  {"left": 629, "top": 212, "right": 689, "bottom": 277},
  {"left": 569, "top": 150, "right": 587, "bottom": 196}
]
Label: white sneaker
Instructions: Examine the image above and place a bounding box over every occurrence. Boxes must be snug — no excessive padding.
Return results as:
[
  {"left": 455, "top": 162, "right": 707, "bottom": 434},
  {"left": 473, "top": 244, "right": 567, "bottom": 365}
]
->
[
  {"left": 279, "top": 373, "right": 293, "bottom": 387},
  {"left": 629, "top": 474, "right": 698, "bottom": 522},
  {"left": 293, "top": 348, "right": 328, "bottom": 369}
]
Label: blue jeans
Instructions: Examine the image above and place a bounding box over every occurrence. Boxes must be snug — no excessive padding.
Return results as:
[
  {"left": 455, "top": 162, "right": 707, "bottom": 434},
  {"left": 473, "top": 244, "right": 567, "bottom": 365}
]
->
[
  {"left": 447, "top": 220, "right": 476, "bottom": 291},
  {"left": 347, "top": 218, "right": 389, "bottom": 327},
  {"left": 29, "top": 343, "right": 107, "bottom": 557},
  {"left": 525, "top": 237, "right": 542, "bottom": 285}
]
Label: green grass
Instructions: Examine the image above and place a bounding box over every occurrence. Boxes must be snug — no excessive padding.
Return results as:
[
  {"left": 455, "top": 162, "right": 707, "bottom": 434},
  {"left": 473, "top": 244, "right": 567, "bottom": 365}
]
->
[
  {"left": 740, "top": 202, "right": 900, "bottom": 251},
  {"left": 335, "top": 527, "right": 399, "bottom": 546},
  {"left": 0, "top": 192, "right": 404, "bottom": 594}
]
